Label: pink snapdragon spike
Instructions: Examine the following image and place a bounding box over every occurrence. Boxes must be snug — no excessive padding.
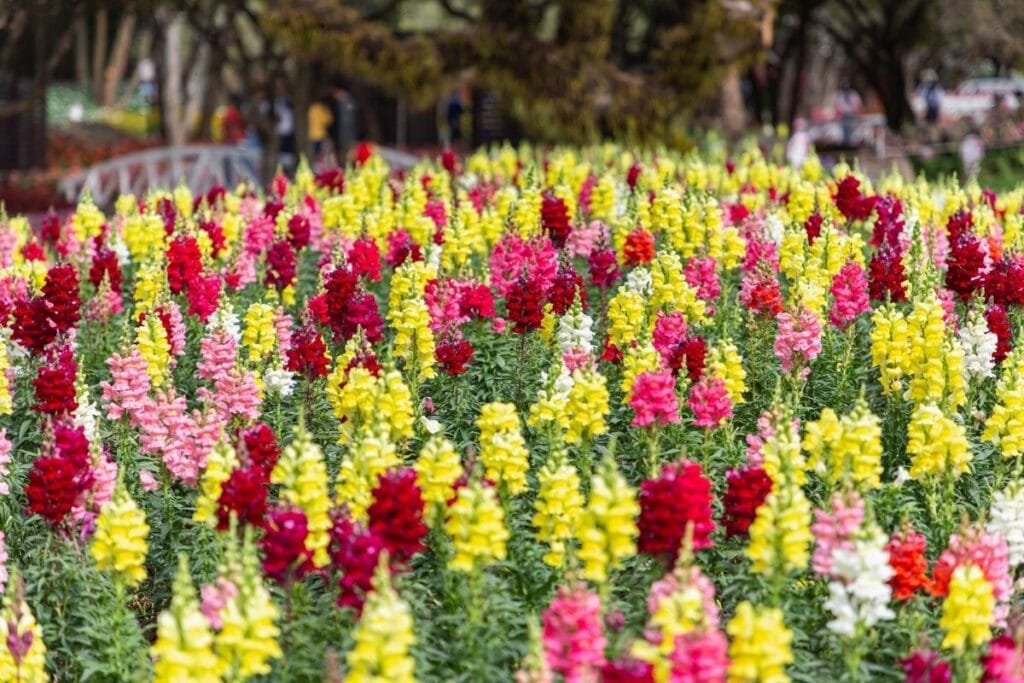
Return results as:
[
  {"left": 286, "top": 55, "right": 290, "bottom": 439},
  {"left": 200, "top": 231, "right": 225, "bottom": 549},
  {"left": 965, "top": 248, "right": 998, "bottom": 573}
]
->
[{"left": 630, "top": 370, "right": 680, "bottom": 429}]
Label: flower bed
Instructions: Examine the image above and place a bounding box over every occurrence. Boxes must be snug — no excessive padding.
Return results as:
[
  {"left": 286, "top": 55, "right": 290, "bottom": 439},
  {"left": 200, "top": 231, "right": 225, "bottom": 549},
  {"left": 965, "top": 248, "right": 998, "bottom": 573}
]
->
[{"left": 0, "top": 145, "right": 1022, "bottom": 681}]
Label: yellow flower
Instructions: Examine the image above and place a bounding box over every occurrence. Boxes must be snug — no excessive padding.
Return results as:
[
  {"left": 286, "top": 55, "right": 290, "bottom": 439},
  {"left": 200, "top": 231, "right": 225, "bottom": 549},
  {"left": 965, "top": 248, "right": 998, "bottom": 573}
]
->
[
  {"left": 907, "top": 403, "right": 971, "bottom": 481},
  {"left": 870, "top": 305, "right": 912, "bottom": 396},
  {"left": 746, "top": 482, "right": 811, "bottom": 577},
  {"left": 940, "top": 564, "right": 994, "bottom": 652},
  {"left": 0, "top": 579, "right": 48, "bottom": 683},
  {"left": 152, "top": 557, "right": 224, "bottom": 683},
  {"left": 91, "top": 483, "right": 150, "bottom": 588},
  {"left": 577, "top": 457, "right": 638, "bottom": 584},
  {"left": 607, "top": 289, "right": 647, "bottom": 350},
  {"left": 477, "top": 402, "right": 530, "bottom": 496},
  {"left": 532, "top": 451, "right": 584, "bottom": 567},
  {"left": 727, "top": 602, "right": 794, "bottom": 683},
  {"left": 346, "top": 562, "right": 417, "bottom": 683},
  {"left": 803, "top": 400, "right": 883, "bottom": 491},
  {"left": 414, "top": 436, "right": 463, "bottom": 522},
  {"left": 650, "top": 251, "right": 706, "bottom": 322},
  {"left": 71, "top": 193, "right": 106, "bottom": 243},
  {"left": 136, "top": 314, "right": 172, "bottom": 388},
  {"left": 0, "top": 337, "right": 12, "bottom": 415},
  {"left": 445, "top": 480, "right": 509, "bottom": 572},
  {"left": 621, "top": 342, "right": 662, "bottom": 402},
  {"left": 565, "top": 369, "right": 610, "bottom": 445},
  {"left": 336, "top": 428, "right": 400, "bottom": 521},
  {"left": 193, "top": 441, "right": 239, "bottom": 527},
  {"left": 983, "top": 345, "right": 1024, "bottom": 459},
  {"left": 391, "top": 298, "right": 436, "bottom": 380},
  {"left": 271, "top": 426, "right": 332, "bottom": 566},
  {"left": 242, "top": 303, "right": 277, "bottom": 365},
  {"left": 707, "top": 339, "right": 747, "bottom": 404}
]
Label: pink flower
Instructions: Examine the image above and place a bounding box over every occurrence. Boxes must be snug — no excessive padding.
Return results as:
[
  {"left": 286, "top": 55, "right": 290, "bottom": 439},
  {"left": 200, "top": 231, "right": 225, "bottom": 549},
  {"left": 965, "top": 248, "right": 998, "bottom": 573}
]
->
[
  {"left": 566, "top": 220, "right": 607, "bottom": 258},
  {"left": 774, "top": 306, "right": 822, "bottom": 379},
  {"left": 200, "top": 578, "right": 239, "bottom": 631},
  {"left": 100, "top": 349, "right": 152, "bottom": 421},
  {"left": 930, "top": 526, "right": 1012, "bottom": 626},
  {"left": 829, "top": 261, "right": 870, "bottom": 330},
  {"left": 811, "top": 490, "right": 865, "bottom": 578},
  {"left": 275, "top": 307, "right": 293, "bottom": 356},
  {"left": 684, "top": 256, "right": 721, "bottom": 307},
  {"left": 197, "top": 329, "right": 238, "bottom": 382},
  {"left": 139, "top": 469, "right": 159, "bottom": 492},
  {"left": 542, "top": 583, "right": 607, "bottom": 683},
  {"left": 630, "top": 370, "right": 680, "bottom": 428},
  {"left": 687, "top": 376, "right": 732, "bottom": 429},
  {"left": 488, "top": 235, "right": 558, "bottom": 298}
]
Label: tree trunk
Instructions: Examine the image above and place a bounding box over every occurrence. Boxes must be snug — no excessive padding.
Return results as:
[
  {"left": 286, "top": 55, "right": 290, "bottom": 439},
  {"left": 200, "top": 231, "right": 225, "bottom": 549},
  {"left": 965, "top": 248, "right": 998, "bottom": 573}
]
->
[
  {"left": 74, "top": 19, "right": 90, "bottom": 89},
  {"left": 786, "top": 5, "right": 811, "bottom": 127},
  {"left": 294, "top": 61, "right": 311, "bottom": 161},
  {"left": 875, "top": 55, "right": 913, "bottom": 132},
  {"left": 162, "top": 12, "right": 187, "bottom": 146},
  {"left": 91, "top": 9, "right": 109, "bottom": 102},
  {"left": 101, "top": 14, "right": 136, "bottom": 107},
  {"left": 720, "top": 64, "right": 746, "bottom": 138}
]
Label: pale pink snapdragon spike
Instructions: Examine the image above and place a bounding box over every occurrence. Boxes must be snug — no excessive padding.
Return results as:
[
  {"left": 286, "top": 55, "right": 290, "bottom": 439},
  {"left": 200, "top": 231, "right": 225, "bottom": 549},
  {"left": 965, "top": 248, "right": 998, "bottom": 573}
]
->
[
  {"left": 100, "top": 349, "right": 153, "bottom": 421},
  {"left": 229, "top": 250, "right": 259, "bottom": 290},
  {"left": 933, "top": 527, "right": 1012, "bottom": 626},
  {"left": 139, "top": 469, "right": 159, "bottom": 492},
  {"left": 811, "top": 490, "right": 865, "bottom": 578},
  {"left": 541, "top": 583, "right": 607, "bottom": 683},
  {"left": 161, "top": 301, "right": 187, "bottom": 356},
  {"left": 197, "top": 328, "right": 239, "bottom": 383},
  {"left": 565, "top": 220, "right": 607, "bottom": 258},
  {"left": 275, "top": 307, "right": 294, "bottom": 356},
  {"left": 200, "top": 578, "right": 239, "bottom": 631},
  {"left": 71, "top": 450, "right": 118, "bottom": 533},
  {"left": 198, "top": 367, "right": 261, "bottom": 425},
  {"left": 774, "top": 306, "right": 823, "bottom": 379}
]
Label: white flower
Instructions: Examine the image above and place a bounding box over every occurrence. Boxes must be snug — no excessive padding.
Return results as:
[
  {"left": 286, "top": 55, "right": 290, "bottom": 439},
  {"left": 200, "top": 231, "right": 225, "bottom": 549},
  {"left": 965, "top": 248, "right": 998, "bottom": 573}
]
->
[
  {"left": 556, "top": 308, "right": 594, "bottom": 356},
  {"left": 825, "top": 529, "right": 894, "bottom": 635},
  {"left": 420, "top": 416, "right": 443, "bottom": 434},
  {"left": 111, "top": 238, "right": 130, "bottom": 266},
  {"left": 893, "top": 467, "right": 911, "bottom": 487},
  {"left": 625, "top": 268, "right": 652, "bottom": 296},
  {"left": 210, "top": 303, "right": 242, "bottom": 342},
  {"left": 958, "top": 311, "right": 997, "bottom": 381},
  {"left": 73, "top": 391, "right": 101, "bottom": 445},
  {"left": 765, "top": 214, "right": 785, "bottom": 245},
  {"left": 263, "top": 368, "right": 295, "bottom": 397},
  {"left": 989, "top": 482, "right": 1024, "bottom": 568}
]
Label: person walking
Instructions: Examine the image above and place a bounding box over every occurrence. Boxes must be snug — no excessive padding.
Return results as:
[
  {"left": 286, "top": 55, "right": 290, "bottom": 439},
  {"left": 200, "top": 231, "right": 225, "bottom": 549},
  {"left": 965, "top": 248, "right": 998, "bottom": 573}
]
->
[{"left": 834, "top": 82, "right": 862, "bottom": 147}]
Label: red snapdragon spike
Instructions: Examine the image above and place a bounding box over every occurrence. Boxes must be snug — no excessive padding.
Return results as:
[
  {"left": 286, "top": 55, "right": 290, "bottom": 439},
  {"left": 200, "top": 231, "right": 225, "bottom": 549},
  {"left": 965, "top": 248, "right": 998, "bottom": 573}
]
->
[
  {"left": 367, "top": 467, "right": 428, "bottom": 565},
  {"left": 588, "top": 248, "right": 620, "bottom": 289},
  {"left": 348, "top": 236, "right": 382, "bottom": 282},
  {"left": 601, "top": 657, "right": 655, "bottom": 683},
  {"left": 329, "top": 510, "right": 388, "bottom": 612},
  {"left": 42, "top": 263, "right": 81, "bottom": 333},
  {"left": 541, "top": 193, "right": 572, "bottom": 248},
  {"left": 638, "top": 460, "right": 716, "bottom": 558},
  {"left": 804, "top": 213, "right": 823, "bottom": 244},
  {"left": 886, "top": 528, "right": 931, "bottom": 601},
  {"left": 868, "top": 246, "right": 908, "bottom": 302},
  {"left": 13, "top": 297, "right": 57, "bottom": 355},
  {"left": 264, "top": 240, "right": 297, "bottom": 291},
  {"left": 89, "top": 249, "right": 123, "bottom": 293},
  {"left": 385, "top": 229, "right": 422, "bottom": 268},
  {"left": 623, "top": 228, "right": 655, "bottom": 266},
  {"left": 199, "top": 219, "right": 226, "bottom": 256},
  {"left": 314, "top": 168, "right": 345, "bottom": 193},
  {"left": 435, "top": 338, "right": 474, "bottom": 376},
  {"left": 33, "top": 348, "right": 78, "bottom": 416},
  {"left": 216, "top": 466, "right": 269, "bottom": 530},
  {"left": 25, "top": 424, "right": 92, "bottom": 526},
  {"left": 722, "top": 466, "right": 772, "bottom": 537},
  {"left": 457, "top": 283, "right": 496, "bottom": 320},
  {"left": 833, "top": 175, "right": 876, "bottom": 221},
  {"left": 187, "top": 274, "right": 221, "bottom": 322},
  {"left": 986, "top": 304, "right": 1013, "bottom": 363},
  {"left": 547, "top": 266, "right": 586, "bottom": 315},
  {"left": 505, "top": 277, "right": 546, "bottom": 334},
  {"left": 241, "top": 422, "right": 282, "bottom": 475},
  {"left": 901, "top": 649, "right": 951, "bottom": 683},
  {"left": 286, "top": 325, "right": 330, "bottom": 379},
  {"left": 260, "top": 507, "right": 314, "bottom": 582},
  {"left": 287, "top": 213, "right": 311, "bottom": 250},
  {"left": 166, "top": 236, "right": 203, "bottom": 294}
]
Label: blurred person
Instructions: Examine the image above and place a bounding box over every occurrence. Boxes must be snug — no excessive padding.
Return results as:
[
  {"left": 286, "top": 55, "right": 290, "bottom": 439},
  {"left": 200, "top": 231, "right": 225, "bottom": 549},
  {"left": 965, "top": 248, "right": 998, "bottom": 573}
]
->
[
  {"left": 918, "top": 70, "right": 943, "bottom": 125},
  {"left": 834, "top": 82, "right": 861, "bottom": 147},
  {"left": 308, "top": 96, "right": 334, "bottom": 164},
  {"left": 221, "top": 94, "right": 247, "bottom": 144},
  {"left": 446, "top": 89, "right": 465, "bottom": 147},
  {"left": 328, "top": 81, "right": 358, "bottom": 160},
  {"left": 960, "top": 129, "right": 984, "bottom": 179},
  {"left": 786, "top": 118, "right": 812, "bottom": 170}
]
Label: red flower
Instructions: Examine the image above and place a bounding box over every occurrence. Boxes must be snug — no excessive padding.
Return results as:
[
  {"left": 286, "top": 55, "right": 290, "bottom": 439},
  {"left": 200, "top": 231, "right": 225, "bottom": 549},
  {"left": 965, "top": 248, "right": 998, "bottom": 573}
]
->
[
  {"left": 547, "top": 265, "right": 586, "bottom": 315},
  {"left": 946, "top": 211, "right": 986, "bottom": 300},
  {"left": 457, "top": 283, "right": 495, "bottom": 319},
  {"left": 638, "top": 460, "right": 716, "bottom": 557},
  {"left": 88, "top": 248, "right": 123, "bottom": 294},
  {"left": 436, "top": 338, "right": 474, "bottom": 376},
  {"left": 348, "top": 236, "right": 382, "bottom": 282},
  {"left": 385, "top": 229, "right": 422, "bottom": 268},
  {"left": 505, "top": 277, "right": 546, "bottom": 334},
  {"left": 42, "top": 263, "right": 80, "bottom": 333},
  {"left": 804, "top": 213, "right": 823, "bottom": 244},
  {"left": 901, "top": 649, "right": 951, "bottom": 683},
  {"left": 354, "top": 142, "right": 374, "bottom": 166},
  {"left": 601, "top": 336, "right": 624, "bottom": 363},
  {"left": 870, "top": 196, "right": 905, "bottom": 247},
  {"left": 21, "top": 241, "right": 45, "bottom": 262},
  {"left": 263, "top": 198, "right": 285, "bottom": 220},
  {"left": 868, "top": 246, "right": 908, "bottom": 302},
  {"left": 33, "top": 348, "right": 77, "bottom": 415},
  {"left": 833, "top": 175, "right": 876, "bottom": 221},
  {"left": 287, "top": 214, "right": 311, "bottom": 250},
  {"left": 25, "top": 423, "right": 92, "bottom": 526},
  {"left": 623, "top": 229, "right": 655, "bottom": 266},
  {"left": 541, "top": 193, "right": 572, "bottom": 248},
  {"left": 367, "top": 467, "right": 428, "bottom": 564},
  {"left": 199, "top": 219, "right": 226, "bottom": 256},
  {"left": 315, "top": 168, "right": 345, "bottom": 193},
  {"left": 626, "top": 164, "right": 642, "bottom": 190},
  {"left": 739, "top": 267, "right": 784, "bottom": 317},
  {"left": 12, "top": 297, "right": 56, "bottom": 355},
  {"left": 166, "top": 236, "right": 203, "bottom": 294},
  {"left": 602, "top": 658, "right": 655, "bottom": 683},
  {"left": 187, "top": 273, "right": 221, "bottom": 322},
  {"left": 329, "top": 511, "right": 387, "bottom": 612},
  {"left": 241, "top": 423, "right": 282, "bottom": 475},
  {"left": 325, "top": 266, "right": 383, "bottom": 343},
  {"left": 588, "top": 248, "right": 620, "bottom": 288},
  {"left": 986, "top": 304, "right": 1013, "bottom": 363},
  {"left": 40, "top": 211, "right": 61, "bottom": 244},
  {"left": 722, "top": 465, "right": 772, "bottom": 537},
  {"left": 886, "top": 527, "right": 931, "bottom": 601},
  {"left": 260, "top": 507, "right": 314, "bottom": 582},
  {"left": 264, "top": 240, "right": 296, "bottom": 291},
  {"left": 984, "top": 256, "right": 1024, "bottom": 306},
  {"left": 286, "top": 325, "right": 330, "bottom": 379},
  {"left": 441, "top": 150, "right": 457, "bottom": 174},
  {"left": 156, "top": 196, "right": 177, "bottom": 234},
  {"left": 217, "top": 466, "right": 269, "bottom": 530}
]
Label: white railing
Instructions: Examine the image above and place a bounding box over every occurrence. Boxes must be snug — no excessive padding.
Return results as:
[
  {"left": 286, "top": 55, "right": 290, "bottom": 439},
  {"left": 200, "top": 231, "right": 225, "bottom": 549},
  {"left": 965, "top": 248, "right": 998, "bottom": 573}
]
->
[{"left": 58, "top": 144, "right": 261, "bottom": 205}]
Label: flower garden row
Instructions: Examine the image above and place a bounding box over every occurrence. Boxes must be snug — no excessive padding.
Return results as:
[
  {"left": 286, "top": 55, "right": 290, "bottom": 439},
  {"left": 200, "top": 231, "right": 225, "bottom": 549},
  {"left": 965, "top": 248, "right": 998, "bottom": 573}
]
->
[{"left": 1, "top": 143, "right": 1023, "bottom": 682}]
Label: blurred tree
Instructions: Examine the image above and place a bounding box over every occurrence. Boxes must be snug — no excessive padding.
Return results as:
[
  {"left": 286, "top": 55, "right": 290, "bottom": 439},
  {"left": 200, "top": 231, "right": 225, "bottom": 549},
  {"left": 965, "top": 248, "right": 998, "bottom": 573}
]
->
[
  {"left": 932, "top": 0, "right": 1024, "bottom": 77},
  {"left": 263, "top": 0, "right": 776, "bottom": 145}
]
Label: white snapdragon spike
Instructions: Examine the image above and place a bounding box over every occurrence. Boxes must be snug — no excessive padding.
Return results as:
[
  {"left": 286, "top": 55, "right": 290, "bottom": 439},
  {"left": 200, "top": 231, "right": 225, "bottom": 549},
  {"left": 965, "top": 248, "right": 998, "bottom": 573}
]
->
[
  {"left": 824, "top": 528, "right": 894, "bottom": 636},
  {"left": 73, "top": 389, "right": 101, "bottom": 445},
  {"left": 988, "top": 482, "right": 1024, "bottom": 569},
  {"left": 556, "top": 307, "right": 594, "bottom": 356},
  {"left": 765, "top": 213, "right": 785, "bottom": 246},
  {"left": 426, "top": 243, "right": 442, "bottom": 271},
  {"left": 625, "top": 267, "right": 652, "bottom": 296},
  {"left": 210, "top": 303, "right": 242, "bottom": 343},
  {"left": 263, "top": 368, "right": 296, "bottom": 398},
  {"left": 111, "top": 237, "right": 131, "bottom": 266},
  {"left": 958, "top": 310, "right": 997, "bottom": 381}
]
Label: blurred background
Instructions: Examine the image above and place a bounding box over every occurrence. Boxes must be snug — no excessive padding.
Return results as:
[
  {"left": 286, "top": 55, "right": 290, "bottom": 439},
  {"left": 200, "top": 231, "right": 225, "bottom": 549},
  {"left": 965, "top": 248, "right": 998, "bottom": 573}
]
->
[{"left": 2, "top": 0, "right": 1024, "bottom": 213}]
